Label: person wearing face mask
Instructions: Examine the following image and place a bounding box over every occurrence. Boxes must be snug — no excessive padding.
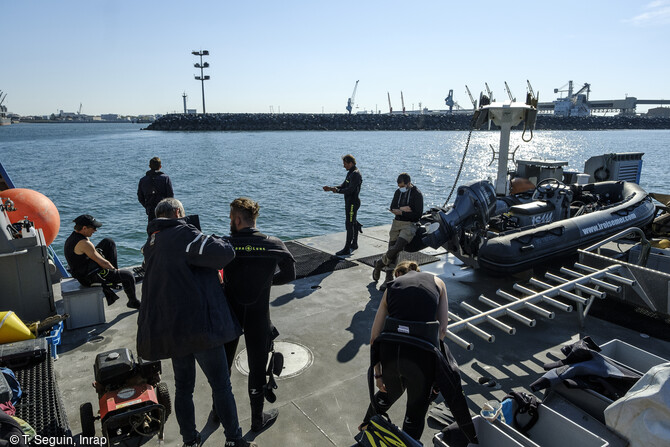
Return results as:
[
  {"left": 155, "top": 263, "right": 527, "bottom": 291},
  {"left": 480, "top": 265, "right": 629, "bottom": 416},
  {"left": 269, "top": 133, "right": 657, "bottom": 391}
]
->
[{"left": 372, "top": 173, "right": 424, "bottom": 290}]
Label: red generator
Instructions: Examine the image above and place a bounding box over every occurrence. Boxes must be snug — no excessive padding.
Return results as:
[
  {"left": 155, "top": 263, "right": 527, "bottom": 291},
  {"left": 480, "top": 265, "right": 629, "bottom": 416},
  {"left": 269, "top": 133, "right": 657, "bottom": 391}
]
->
[{"left": 80, "top": 348, "right": 170, "bottom": 445}]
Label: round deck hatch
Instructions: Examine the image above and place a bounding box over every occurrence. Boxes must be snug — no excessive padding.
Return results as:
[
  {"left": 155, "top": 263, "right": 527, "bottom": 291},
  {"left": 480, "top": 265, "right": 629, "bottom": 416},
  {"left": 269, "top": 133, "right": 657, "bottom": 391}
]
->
[{"left": 235, "top": 341, "right": 313, "bottom": 379}]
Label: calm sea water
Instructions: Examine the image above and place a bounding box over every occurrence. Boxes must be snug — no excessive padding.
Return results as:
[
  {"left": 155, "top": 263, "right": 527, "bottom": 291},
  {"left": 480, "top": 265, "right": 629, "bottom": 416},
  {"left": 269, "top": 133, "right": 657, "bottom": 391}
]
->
[{"left": 2, "top": 123, "right": 669, "bottom": 267}]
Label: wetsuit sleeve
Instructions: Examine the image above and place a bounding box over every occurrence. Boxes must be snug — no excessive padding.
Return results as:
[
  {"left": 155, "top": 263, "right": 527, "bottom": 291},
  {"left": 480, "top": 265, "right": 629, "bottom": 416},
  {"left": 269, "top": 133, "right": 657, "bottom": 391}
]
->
[
  {"left": 137, "top": 179, "right": 145, "bottom": 206},
  {"left": 390, "top": 189, "right": 400, "bottom": 209},
  {"left": 273, "top": 253, "right": 296, "bottom": 285},
  {"left": 186, "top": 233, "right": 236, "bottom": 270},
  {"left": 402, "top": 188, "right": 424, "bottom": 221},
  {"left": 337, "top": 170, "right": 362, "bottom": 195},
  {"left": 166, "top": 176, "right": 174, "bottom": 198}
]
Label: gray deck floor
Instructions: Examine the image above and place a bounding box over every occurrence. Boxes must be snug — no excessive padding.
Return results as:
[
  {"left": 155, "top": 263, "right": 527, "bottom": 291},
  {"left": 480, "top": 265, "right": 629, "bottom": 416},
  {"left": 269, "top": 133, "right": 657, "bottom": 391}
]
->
[{"left": 53, "top": 225, "right": 670, "bottom": 446}]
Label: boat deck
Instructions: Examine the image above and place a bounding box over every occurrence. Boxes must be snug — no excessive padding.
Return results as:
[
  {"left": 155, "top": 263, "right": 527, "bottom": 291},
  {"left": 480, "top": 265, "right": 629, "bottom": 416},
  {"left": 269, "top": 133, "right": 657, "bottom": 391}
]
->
[{"left": 53, "top": 225, "right": 670, "bottom": 446}]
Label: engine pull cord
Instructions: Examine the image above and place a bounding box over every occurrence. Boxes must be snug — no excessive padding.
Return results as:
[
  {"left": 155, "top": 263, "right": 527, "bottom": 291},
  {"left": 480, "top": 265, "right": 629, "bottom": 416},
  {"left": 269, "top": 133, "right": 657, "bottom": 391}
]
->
[{"left": 444, "top": 127, "right": 474, "bottom": 206}]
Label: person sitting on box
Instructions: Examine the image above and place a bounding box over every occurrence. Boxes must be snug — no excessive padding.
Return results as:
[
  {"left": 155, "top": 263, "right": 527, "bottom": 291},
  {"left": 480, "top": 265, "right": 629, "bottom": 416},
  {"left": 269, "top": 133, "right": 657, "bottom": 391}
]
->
[{"left": 63, "top": 214, "right": 140, "bottom": 309}]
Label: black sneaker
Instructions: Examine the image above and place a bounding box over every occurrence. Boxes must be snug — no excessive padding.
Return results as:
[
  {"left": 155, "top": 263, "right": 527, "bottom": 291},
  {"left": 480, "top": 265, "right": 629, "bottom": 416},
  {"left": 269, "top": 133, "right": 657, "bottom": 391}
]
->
[
  {"left": 225, "top": 439, "right": 257, "bottom": 447},
  {"left": 127, "top": 299, "right": 141, "bottom": 309},
  {"left": 251, "top": 408, "right": 279, "bottom": 432},
  {"left": 335, "top": 247, "right": 352, "bottom": 256},
  {"left": 183, "top": 433, "right": 201, "bottom": 447}
]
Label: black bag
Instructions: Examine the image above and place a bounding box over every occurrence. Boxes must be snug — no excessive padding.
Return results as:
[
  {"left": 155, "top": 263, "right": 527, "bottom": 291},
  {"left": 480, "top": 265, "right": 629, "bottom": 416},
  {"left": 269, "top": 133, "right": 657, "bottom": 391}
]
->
[{"left": 504, "top": 391, "right": 540, "bottom": 435}]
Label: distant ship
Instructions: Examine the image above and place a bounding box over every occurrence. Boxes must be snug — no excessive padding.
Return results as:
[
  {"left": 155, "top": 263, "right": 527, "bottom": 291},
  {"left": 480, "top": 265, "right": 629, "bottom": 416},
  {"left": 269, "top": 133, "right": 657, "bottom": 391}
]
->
[{"left": 0, "top": 90, "right": 10, "bottom": 126}]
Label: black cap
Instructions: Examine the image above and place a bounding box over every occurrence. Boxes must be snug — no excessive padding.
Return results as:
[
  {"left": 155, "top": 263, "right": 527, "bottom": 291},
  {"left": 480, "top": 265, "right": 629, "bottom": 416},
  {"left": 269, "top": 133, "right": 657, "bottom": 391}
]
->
[{"left": 73, "top": 214, "right": 102, "bottom": 228}]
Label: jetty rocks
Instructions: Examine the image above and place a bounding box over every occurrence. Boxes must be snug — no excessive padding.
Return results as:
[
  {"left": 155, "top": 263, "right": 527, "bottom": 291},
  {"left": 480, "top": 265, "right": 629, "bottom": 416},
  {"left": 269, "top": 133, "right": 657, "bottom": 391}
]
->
[{"left": 146, "top": 113, "right": 670, "bottom": 132}]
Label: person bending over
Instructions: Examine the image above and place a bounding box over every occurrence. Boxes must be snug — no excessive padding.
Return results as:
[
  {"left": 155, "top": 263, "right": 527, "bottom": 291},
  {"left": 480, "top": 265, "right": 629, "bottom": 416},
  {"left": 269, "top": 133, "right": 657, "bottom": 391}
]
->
[{"left": 63, "top": 214, "right": 140, "bottom": 309}]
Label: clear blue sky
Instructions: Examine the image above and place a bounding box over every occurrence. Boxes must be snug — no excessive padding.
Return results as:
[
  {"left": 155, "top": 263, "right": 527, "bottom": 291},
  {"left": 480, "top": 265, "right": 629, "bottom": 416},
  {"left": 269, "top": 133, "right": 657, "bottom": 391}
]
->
[{"left": 3, "top": 1, "right": 670, "bottom": 116}]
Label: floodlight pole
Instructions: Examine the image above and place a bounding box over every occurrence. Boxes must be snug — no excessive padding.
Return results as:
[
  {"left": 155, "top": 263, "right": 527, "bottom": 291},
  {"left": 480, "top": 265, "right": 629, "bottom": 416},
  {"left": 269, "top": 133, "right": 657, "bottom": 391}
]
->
[{"left": 192, "top": 50, "right": 210, "bottom": 114}]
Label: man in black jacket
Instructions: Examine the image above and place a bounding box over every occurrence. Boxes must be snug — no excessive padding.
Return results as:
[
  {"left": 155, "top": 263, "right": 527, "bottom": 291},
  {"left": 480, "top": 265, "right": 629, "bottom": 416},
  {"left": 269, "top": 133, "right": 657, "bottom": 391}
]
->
[
  {"left": 373, "top": 173, "right": 424, "bottom": 290},
  {"left": 323, "top": 154, "right": 363, "bottom": 256},
  {"left": 223, "top": 197, "right": 296, "bottom": 433},
  {"left": 137, "top": 156, "right": 174, "bottom": 221}
]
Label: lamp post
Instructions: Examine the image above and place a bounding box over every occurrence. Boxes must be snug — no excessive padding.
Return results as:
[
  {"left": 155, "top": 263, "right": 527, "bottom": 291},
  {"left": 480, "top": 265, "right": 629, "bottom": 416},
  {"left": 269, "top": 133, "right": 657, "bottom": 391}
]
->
[{"left": 192, "top": 50, "right": 210, "bottom": 114}]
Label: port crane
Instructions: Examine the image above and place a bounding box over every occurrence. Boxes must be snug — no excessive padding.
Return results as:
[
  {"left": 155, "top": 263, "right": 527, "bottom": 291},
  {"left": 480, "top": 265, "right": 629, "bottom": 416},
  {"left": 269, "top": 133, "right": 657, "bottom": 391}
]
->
[
  {"left": 504, "top": 81, "right": 516, "bottom": 102},
  {"left": 78, "top": 103, "right": 82, "bottom": 115},
  {"left": 387, "top": 92, "right": 393, "bottom": 114},
  {"left": 346, "top": 80, "right": 359, "bottom": 114},
  {"left": 485, "top": 82, "right": 494, "bottom": 102},
  {"left": 445, "top": 89, "right": 455, "bottom": 113},
  {"left": 465, "top": 85, "right": 477, "bottom": 109},
  {"left": 400, "top": 91, "right": 406, "bottom": 114}
]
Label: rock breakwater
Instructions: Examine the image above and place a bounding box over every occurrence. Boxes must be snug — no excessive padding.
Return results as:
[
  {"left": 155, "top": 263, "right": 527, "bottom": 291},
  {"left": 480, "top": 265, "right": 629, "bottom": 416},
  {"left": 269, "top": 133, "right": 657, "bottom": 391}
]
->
[{"left": 145, "top": 113, "right": 670, "bottom": 131}]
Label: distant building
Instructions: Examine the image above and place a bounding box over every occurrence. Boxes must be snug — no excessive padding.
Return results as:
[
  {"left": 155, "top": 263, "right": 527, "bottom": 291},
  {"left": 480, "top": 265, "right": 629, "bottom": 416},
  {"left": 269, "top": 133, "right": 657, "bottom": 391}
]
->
[
  {"left": 187, "top": 109, "right": 197, "bottom": 115},
  {"left": 647, "top": 107, "right": 670, "bottom": 118}
]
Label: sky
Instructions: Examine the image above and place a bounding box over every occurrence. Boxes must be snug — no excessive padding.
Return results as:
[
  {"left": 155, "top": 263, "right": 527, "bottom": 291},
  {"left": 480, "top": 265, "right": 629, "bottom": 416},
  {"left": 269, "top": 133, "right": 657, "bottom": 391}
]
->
[{"left": 3, "top": 1, "right": 670, "bottom": 116}]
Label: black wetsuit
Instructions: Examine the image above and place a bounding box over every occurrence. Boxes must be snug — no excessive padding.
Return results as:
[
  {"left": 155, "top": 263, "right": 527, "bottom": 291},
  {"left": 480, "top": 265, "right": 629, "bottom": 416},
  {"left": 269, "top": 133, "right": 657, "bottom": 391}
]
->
[
  {"left": 336, "top": 165, "right": 362, "bottom": 249},
  {"left": 366, "top": 270, "right": 440, "bottom": 440},
  {"left": 223, "top": 228, "right": 296, "bottom": 407},
  {"left": 137, "top": 170, "right": 174, "bottom": 221},
  {"left": 63, "top": 232, "right": 137, "bottom": 303}
]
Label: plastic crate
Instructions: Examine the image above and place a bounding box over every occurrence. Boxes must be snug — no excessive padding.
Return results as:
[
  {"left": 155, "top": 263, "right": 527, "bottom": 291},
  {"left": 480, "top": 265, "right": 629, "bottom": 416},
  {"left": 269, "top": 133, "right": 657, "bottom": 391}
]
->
[{"left": 44, "top": 321, "right": 63, "bottom": 359}]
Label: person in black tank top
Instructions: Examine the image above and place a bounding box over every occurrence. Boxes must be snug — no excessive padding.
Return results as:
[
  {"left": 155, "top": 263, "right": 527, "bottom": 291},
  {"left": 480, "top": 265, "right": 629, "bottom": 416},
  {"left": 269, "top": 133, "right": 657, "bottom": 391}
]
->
[
  {"left": 63, "top": 214, "right": 140, "bottom": 308},
  {"left": 360, "top": 261, "right": 449, "bottom": 441}
]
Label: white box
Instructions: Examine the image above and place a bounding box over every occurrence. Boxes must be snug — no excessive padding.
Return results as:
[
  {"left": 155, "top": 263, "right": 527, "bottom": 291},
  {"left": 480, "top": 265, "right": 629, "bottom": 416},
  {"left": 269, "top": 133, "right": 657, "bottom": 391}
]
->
[
  {"left": 433, "top": 416, "right": 527, "bottom": 447},
  {"left": 493, "top": 403, "right": 609, "bottom": 447},
  {"left": 600, "top": 339, "right": 669, "bottom": 375},
  {"left": 60, "top": 278, "right": 106, "bottom": 329}
]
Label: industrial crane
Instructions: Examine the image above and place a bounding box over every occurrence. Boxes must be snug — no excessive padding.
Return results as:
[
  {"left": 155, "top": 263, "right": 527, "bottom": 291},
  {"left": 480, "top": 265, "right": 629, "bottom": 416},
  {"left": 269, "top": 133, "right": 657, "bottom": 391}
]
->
[
  {"left": 346, "top": 80, "right": 359, "bottom": 114},
  {"left": 572, "top": 83, "right": 591, "bottom": 103},
  {"left": 526, "top": 80, "right": 536, "bottom": 101},
  {"left": 485, "top": 82, "right": 494, "bottom": 102},
  {"left": 387, "top": 92, "right": 393, "bottom": 114},
  {"left": 78, "top": 103, "right": 82, "bottom": 115},
  {"left": 445, "top": 89, "right": 455, "bottom": 113},
  {"left": 504, "top": 81, "right": 516, "bottom": 102},
  {"left": 464, "top": 85, "right": 477, "bottom": 109},
  {"left": 400, "top": 91, "right": 406, "bottom": 114}
]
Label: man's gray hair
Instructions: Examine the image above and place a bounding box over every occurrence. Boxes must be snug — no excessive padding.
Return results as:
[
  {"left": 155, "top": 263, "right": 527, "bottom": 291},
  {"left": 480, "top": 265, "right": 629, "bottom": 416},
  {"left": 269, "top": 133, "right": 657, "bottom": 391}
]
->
[{"left": 155, "top": 198, "right": 185, "bottom": 218}]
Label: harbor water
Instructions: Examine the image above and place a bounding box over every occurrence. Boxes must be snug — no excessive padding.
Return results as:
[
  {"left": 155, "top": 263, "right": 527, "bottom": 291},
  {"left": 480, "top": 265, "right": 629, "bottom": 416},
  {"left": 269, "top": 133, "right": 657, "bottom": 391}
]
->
[{"left": 2, "top": 123, "right": 669, "bottom": 267}]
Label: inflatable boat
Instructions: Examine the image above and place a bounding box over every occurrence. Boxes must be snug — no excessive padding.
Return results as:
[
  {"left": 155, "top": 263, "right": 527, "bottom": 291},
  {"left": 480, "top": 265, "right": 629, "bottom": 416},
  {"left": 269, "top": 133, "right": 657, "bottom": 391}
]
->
[{"left": 418, "top": 178, "right": 656, "bottom": 274}]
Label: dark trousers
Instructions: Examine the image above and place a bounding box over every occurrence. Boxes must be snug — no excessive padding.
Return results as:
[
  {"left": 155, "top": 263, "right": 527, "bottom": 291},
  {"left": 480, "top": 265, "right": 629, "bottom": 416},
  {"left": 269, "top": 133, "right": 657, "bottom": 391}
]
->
[
  {"left": 224, "top": 297, "right": 272, "bottom": 404},
  {"left": 79, "top": 238, "right": 137, "bottom": 302},
  {"left": 344, "top": 197, "right": 361, "bottom": 249},
  {"left": 364, "top": 343, "right": 436, "bottom": 440}
]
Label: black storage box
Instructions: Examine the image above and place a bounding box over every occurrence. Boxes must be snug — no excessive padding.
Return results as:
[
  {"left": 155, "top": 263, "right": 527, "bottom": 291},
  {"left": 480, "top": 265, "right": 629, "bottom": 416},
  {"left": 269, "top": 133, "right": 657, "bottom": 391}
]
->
[
  {"left": 94, "top": 348, "right": 135, "bottom": 385},
  {"left": 0, "top": 338, "right": 49, "bottom": 369}
]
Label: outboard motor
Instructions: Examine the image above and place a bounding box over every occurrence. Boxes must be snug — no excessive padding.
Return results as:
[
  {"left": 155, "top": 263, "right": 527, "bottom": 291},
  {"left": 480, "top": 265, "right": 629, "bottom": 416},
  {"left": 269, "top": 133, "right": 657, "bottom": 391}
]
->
[{"left": 422, "top": 180, "right": 497, "bottom": 249}]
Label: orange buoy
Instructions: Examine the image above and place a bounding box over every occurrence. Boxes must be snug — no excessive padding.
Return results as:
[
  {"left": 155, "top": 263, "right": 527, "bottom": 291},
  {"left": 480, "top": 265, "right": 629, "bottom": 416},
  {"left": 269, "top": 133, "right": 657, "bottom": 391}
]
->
[{"left": 0, "top": 188, "right": 60, "bottom": 245}]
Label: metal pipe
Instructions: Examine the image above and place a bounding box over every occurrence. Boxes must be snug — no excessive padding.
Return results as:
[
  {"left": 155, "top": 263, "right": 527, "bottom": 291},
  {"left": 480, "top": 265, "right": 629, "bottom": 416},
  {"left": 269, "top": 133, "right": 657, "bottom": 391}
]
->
[
  {"left": 505, "top": 308, "right": 536, "bottom": 327},
  {"left": 459, "top": 302, "right": 496, "bottom": 342},
  {"left": 560, "top": 267, "right": 621, "bottom": 293},
  {"left": 0, "top": 250, "right": 28, "bottom": 258},
  {"left": 446, "top": 331, "right": 473, "bottom": 351},
  {"left": 496, "top": 289, "right": 555, "bottom": 319},
  {"left": 513, "top": 284, "right": 572, "bottom": 312},
  {"left": 574, "top": 263, "right": 636, "bottom": 287},
  {"left": 557, "top": 289, "right": 589, "bottom": 305},
  {"left": 544, "top": 272, "right": 607, "bottom": 299}
]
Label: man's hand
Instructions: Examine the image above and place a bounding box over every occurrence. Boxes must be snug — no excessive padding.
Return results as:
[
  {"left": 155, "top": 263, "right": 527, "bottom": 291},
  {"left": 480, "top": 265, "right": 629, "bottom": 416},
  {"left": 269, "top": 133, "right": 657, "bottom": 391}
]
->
[
  {"left": 322, "top": 186, "right": 334, "bottom": 192},
  {"left": 390, "top": 208, "right": 402, "bottom": 216},
  {"left": 399, "top": 206, "right": 412, "bottom": 212}
]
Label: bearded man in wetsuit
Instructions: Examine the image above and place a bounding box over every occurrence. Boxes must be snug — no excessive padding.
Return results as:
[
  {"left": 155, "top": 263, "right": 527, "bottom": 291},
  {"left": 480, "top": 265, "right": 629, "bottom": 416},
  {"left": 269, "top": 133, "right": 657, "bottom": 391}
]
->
[
  {"left": 322, "top": 154, "right": 363, "bottom": 256},
  {"left": 63, "top": 214, "right": 140, "bottom": 309},
  {"left": 222, "top": 197, "right": 296, "bottom": 432}
]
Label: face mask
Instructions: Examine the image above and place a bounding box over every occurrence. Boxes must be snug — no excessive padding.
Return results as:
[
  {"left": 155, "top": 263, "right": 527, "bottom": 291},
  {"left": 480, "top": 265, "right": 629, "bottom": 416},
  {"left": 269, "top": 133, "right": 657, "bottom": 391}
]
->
[{"left": 398, "top": 187, "right": 407, "bottom": 193}]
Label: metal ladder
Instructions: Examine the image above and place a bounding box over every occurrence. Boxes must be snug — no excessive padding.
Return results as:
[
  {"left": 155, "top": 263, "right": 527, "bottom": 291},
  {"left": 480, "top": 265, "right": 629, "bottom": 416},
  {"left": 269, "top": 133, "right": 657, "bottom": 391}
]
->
[{"left": 445, "top": 262, "right": 636, "bottom": 351}]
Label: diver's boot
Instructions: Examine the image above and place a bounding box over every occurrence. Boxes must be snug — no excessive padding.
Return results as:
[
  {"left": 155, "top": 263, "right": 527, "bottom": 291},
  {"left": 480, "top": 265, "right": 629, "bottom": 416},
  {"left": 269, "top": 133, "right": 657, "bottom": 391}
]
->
[
  {"left": 335, "top": 246, "right": 352, "bottom": 256},
  {"left": 372, "top": 259, "right": 384, "bottom": 281},
  {"left": 379, "top": 269, "right": 395, "bottom": 291},
  {"left": 250, "top": 398, "right": 278, "bottom": 432},
  {"left": 356, "top": 221, "right": 363, "bottom": 234}
]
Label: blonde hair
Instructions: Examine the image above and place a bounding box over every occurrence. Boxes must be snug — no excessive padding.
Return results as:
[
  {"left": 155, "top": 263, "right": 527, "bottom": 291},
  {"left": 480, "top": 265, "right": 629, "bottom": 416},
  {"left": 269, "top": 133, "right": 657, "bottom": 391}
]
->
[
  {"left": 230, "top": 197, "right": 260, "bottom": 223},
  {"left": 393, "top": 260, "right": 420, "bottom": 277}
]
